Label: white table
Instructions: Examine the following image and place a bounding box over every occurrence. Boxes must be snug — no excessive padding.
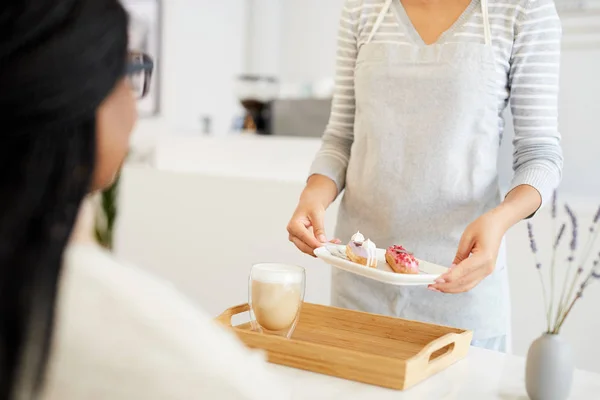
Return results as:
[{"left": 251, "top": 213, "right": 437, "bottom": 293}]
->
[{"left": 273, "top": 346, "right": 600, "bottom": 399}]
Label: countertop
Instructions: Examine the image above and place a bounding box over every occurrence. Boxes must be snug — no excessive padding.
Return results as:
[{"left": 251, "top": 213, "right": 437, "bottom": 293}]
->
[
  {"left": 151, "top": 134, "right": 322, "bottom": 183},
  {"left": 128, "top": 132, "right": 598, "bottom": 209},
  {"left": 274, "top": 346, "right": 600, "bottom": 399}
]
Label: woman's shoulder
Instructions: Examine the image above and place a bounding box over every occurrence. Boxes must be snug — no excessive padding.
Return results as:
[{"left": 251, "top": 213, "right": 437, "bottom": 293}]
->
[
  {"left": 341, "top": 0, "right": 385, "bottom": 18},
  {"left": 488, "top": 0, "right": 560, "bottom": 21},
  {"left": 58, "top": 243, "right": 233, "bottom": 353},
  {"left": 62, "top": 243, "right": 188, "bottom": 307},
  {"left": 43, "top": 244, "right": 291, "bottom": 399},
  {"left": 484, "top": 0, "right": 560, "bottom": 41}
]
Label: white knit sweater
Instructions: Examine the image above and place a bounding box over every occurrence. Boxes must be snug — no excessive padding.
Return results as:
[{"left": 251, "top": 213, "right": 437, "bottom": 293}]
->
[{"left": 41, "top": 244, "right": 291, "bottom": 400}]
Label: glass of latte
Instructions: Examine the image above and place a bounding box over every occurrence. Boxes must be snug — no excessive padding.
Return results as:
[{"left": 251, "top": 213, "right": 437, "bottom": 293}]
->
[{"left": 249, "top": 263, "right": 305, "bottom": 338}]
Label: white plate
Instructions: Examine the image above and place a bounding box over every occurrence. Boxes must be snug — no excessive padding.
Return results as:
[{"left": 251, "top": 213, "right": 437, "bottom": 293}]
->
[{"left": 314, "top": 244, "right": 449, "bottom": 286}]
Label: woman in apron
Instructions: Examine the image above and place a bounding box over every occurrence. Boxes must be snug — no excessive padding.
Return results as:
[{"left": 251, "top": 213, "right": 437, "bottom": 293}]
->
[{"left": 287, "top": 0, "right": 563, "bottom": 352}]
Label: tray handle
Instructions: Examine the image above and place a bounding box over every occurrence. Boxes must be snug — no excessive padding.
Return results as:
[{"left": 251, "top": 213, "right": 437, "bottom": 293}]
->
[
  {"left": 216, "top": 304, "right": 250, "bottom": 327},
  {"left": 414, "top": 333, "right": 463, "bottom": 373}
]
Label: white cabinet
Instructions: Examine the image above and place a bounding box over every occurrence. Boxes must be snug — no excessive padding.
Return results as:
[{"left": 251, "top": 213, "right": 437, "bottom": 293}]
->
[
  {"left": 242, "top": 0, "right": 345, "bottom": 84},
  {"left": 153, "top": 0, "right": 345, "bottom": 134},
  {"left": 279, "top": 0, "right": 344, "bottom": 83},
  {"left": 159, "top": 0, "right": 247, "bottom": 135}
]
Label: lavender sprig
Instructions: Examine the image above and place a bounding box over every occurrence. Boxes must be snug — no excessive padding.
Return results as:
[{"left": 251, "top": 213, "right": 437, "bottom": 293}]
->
[
  {"left": 564, "top": 204, "right": 578, "bottom": 252},
  {"left": 527, "top": 222, "right": 537, "bottom": 253},
  {"left": 550, "top": 222, "right": 566, "bottom": 321},
  {"left": 559, "top": 209, "right": 600, "bottom": 331},
  {"left": 528, "top": 195, "right": 600, "bottom": 334},
  {"left": 555, "top": 205, "right": 578, "bottom": 327},
  {"left": 554, "top": 223, "right": 566, "bottom": 249},
  {"left": 548, "top": 190, "right": 560, "bottom": 330},
  {"left": 557, "top": 289, "right": 583, "bottom": 330},
  {"left": 555, "top": 229, "right": 600, "bottom": 333},
  {"left": 590, "top": 204, "right": 600, "bottom": 233},
  {"left": 556, "top": 261, "right": 600, "bottom": 331},
  {"left": 527, "top": 222, "right": 551, "bottom": 331}
]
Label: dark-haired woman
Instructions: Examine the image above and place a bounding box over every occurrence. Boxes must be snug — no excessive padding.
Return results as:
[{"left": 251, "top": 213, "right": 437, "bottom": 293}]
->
[{"left": 0, "top": 1, "right": 289, "bottom": 399}]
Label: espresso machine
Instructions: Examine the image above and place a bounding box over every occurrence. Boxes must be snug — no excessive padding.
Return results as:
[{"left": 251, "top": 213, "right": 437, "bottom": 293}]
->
[{"left": 235, "top": 75, "right": 278, "bottom": 135}]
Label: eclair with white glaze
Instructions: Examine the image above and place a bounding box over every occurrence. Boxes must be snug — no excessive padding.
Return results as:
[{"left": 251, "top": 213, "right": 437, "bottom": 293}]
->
[{"left": 345, "top": 231, "right": 378, "bottom": 268}]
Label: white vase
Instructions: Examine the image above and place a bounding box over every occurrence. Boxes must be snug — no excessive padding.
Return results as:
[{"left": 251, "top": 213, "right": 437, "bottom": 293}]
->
[{"left": 525, "top": 333, "right": 574, "bottom": 400}]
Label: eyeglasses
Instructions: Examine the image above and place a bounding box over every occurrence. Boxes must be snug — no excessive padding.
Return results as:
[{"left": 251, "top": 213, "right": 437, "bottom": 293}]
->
[{"left": 125, "top": 52, "right": 154, "bottom": 99}]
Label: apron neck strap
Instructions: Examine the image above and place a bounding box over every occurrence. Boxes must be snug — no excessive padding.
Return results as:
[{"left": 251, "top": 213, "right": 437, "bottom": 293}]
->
[
  {"left": 481, "top": 0, "right": 492, "bottom": 46},
  {"left": 367, "top": 0, "right": 493, "bottom": 47},
  {"left": 367, "top": 0, "right": 393, "bottom": 44}
]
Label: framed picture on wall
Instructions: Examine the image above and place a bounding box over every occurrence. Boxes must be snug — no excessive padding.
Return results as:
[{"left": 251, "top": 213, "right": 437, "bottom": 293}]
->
[{"left": 122, "top": 0, "right": 162, "bottom": 117}]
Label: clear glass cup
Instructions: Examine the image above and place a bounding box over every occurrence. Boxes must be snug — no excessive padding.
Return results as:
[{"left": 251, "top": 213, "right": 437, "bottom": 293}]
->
[{"left": 248, "top": 263, "right": 305, "bottom": 338}]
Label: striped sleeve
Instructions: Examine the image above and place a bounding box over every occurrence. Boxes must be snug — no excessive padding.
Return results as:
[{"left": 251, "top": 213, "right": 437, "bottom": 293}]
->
[
  {"left": 308, "top": 0, "right": 359, "bottom": 193},
  {"left": 508, "top": 0, "right": 563, "bottom": 207}
]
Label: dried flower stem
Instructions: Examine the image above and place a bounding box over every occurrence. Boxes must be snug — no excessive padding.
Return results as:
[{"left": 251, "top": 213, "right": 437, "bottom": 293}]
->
[
  {"left": 554, "top": 264, "right": 578, "bottom": 333},
  {"left": 549, "top": 220, "right": 557, "bottom": 327},
  {"left": 554, "top": 205, "right": 578, "bottom": 330},
  {"left": 556, "top": 270, "right": 597, "bottom": 332},
  {"left": 527, "top": 199, "right": 600, "bottom": 335},
  {"left": 538, "top": 268, "right": 551, "bottom": 332},
  {"left": 549, "top": 222, "right": 566, "bottom": 328},
  {"left": 557, "top": 228, "right": 599, "bottom": 328},
  {"left": 554, "top": 225, "right": 600, "bottom": 333},
  {"left": 549, "top": 192, "right": 558, "bottom": 327},
  {"left": 579, "top": 227, "right": 600, "bottom": 276},
  {"left": 528, "top": 222, "right": 551, "bottom": 331},
  {"left": 556, "top": 293, "right": 581, "bottom": 332},
  {"left": 554, "top": 258, "right": 573, "bottom": 329}
]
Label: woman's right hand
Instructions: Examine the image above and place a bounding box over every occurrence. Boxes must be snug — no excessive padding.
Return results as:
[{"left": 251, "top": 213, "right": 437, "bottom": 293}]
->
[{"left": 287, "top": 175, "right": 340, "bottom": 257}]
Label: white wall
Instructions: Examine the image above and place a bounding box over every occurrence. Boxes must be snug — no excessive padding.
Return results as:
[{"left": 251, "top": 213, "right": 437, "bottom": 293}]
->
[
  {"left": 278, "top": 0, "right": 344, "bottom": 84},
  {"left": 140, "top": 0, "right": 345, "bottom": 135},
  {"left": 138, "top": 0, "right": 343, "bottom": 135},
  {"left": 154, "top": 0, "right": 247, "bottom": 134},
  {"left": 115, "top": 165, "right": 335, "bottom": 318},
  {"left": 245, "top": 0, "right": 283, "bottom": 77}
]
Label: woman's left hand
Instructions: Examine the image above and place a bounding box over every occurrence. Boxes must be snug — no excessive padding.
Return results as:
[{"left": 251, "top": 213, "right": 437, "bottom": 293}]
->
[
  {"left": 428, "top": 210, "right": 506, "bottom": 294},
  {"left": 429, "top": 185, "right": 543, "bottom": 294}
]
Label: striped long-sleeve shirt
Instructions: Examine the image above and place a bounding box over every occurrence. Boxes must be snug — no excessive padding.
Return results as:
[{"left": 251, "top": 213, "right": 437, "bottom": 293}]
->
[{"left": 310, "top": 0, "right": 563, "bottom": 205}]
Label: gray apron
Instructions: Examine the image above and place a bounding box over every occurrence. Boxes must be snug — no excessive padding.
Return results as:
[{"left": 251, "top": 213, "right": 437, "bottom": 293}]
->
[{"left": 332, "top": 0, "right": 511, "bottom": 342}]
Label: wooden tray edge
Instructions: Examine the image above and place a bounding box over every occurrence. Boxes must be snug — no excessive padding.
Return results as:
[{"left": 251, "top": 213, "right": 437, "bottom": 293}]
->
[
  {"left": 313, "top": 302, "right": 470, "bottom": 334},
  {"left": 216, "top": 303, "right": 408, "bottom": 363},
  {"left": 216, "top": 303, "right": 473, "bottom": 390}
]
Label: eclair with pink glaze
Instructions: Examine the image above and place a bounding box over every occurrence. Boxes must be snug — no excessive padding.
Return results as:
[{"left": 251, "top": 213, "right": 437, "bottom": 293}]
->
[{"left": 385, "top": 245, "right": 419, "bottom": 274}]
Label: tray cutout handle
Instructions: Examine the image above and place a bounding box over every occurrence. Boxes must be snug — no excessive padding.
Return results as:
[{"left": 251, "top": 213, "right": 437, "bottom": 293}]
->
[
  {"left": 428, "top": 342, "right": 455, "bottom": 363},
  {"left": 414, "top": 333, "right": 462, "bottom": 374},
  {"left": 216, "top": 304, "right": 250, "bottom": 327}
]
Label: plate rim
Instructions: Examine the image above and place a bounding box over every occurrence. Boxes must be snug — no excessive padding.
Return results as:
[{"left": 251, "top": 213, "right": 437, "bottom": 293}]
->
[{"left": 314, "top": 244, "right": 447, "bottom": 286}]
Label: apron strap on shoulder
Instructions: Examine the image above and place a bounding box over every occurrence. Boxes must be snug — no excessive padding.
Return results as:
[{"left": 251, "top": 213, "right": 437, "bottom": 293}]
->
[
  {"left": 481, "top": 0, "right": 492, "bottom": 46},
  {"left": 367, "top": 0, "right": 394, "bottom": 44}
]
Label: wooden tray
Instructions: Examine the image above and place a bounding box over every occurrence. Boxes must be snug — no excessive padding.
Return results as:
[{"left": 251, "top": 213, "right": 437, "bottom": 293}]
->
[{"left": 216, "top": 302, "right": 473, "bottom": 390}]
